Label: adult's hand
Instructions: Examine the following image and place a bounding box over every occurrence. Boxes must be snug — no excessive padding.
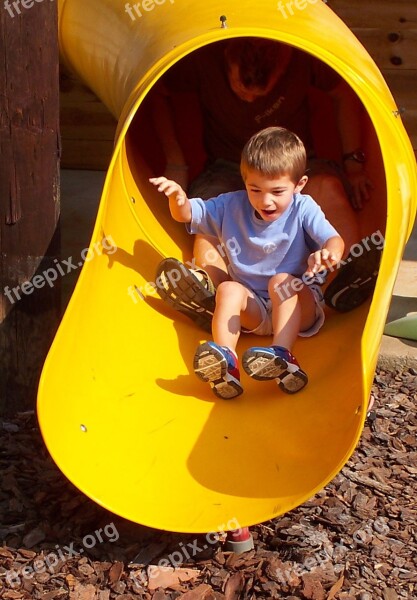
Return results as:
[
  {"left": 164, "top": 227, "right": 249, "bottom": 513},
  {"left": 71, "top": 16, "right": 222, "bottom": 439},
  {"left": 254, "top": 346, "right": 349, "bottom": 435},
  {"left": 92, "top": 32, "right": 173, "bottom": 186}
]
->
[{"left": 347, "top": 169, "right": 374, "bottom": 210}]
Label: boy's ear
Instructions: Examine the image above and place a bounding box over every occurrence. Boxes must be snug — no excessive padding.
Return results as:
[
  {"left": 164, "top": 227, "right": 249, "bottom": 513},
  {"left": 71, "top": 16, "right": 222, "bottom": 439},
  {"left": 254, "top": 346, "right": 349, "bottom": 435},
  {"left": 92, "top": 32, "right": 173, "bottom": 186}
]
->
[{"left": 295, "top": 175, "right": 308, "bottom": 193}]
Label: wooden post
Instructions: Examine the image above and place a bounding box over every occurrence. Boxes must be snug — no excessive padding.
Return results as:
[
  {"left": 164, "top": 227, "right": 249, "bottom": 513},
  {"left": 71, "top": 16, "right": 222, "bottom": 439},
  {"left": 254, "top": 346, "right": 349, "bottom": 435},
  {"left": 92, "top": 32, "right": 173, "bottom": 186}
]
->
[{"left": 0, "top": 0, "right": 60, "bottom": 415}]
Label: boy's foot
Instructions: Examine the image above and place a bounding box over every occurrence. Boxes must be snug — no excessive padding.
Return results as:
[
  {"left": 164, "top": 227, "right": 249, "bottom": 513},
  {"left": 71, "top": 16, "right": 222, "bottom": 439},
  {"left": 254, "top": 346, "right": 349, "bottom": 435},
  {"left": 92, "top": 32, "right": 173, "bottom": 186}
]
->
[
  {"left": 324, "top": 244, "right": 382, "bottom": 312},
  {"left": 155, "top": 258, "right": 216, "bottom": 332},
  {"left": 193, "top": 342, "right": 243, "bottom": 399},
  {"left": 242, "top": 345, "right": 308, "bottom": 394}
]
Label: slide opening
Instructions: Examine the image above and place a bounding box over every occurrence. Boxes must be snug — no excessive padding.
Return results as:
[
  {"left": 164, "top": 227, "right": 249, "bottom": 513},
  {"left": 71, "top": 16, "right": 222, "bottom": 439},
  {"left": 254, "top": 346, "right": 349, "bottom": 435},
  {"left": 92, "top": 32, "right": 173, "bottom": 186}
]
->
[{"left": 124, "top": 37, "right": 387, "bottom": 283}]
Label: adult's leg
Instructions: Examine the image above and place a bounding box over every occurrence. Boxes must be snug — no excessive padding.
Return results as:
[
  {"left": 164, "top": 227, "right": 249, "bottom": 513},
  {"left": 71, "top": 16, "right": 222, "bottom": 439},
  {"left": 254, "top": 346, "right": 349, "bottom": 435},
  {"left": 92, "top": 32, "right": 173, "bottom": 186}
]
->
[
  {"left": 305, "top": 171, "right": 381, "bottom": 312},
  {"left": 304, "top": 173, "right": 360, "bottom": 257}
]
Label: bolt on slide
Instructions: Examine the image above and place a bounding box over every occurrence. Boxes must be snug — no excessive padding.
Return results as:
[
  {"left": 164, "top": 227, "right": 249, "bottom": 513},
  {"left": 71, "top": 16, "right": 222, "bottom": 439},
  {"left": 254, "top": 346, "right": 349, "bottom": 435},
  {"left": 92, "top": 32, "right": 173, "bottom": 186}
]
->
[{"left": 38, "top": 0, "right": 416, "bottom": 532}]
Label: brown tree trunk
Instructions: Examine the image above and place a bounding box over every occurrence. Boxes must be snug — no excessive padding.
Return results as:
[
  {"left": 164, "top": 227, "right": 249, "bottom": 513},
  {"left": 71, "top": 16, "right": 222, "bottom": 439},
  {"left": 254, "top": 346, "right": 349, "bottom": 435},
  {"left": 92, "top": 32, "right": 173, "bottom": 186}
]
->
[{"left": 0, "top": 1, "right": 60, "bottom": 415}]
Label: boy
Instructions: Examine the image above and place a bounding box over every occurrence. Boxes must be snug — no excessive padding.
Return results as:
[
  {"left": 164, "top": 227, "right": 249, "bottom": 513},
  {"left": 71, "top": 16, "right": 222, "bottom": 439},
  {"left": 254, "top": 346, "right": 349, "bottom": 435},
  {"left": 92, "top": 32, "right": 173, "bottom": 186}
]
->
[{"left": 150, "top": 127, "right": 344, "bottom": 398}]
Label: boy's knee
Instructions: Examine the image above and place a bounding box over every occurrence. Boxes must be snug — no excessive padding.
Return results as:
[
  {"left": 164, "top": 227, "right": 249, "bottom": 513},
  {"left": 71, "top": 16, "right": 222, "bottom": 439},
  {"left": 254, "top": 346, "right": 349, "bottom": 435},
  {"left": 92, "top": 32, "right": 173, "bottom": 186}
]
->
[
  {"left": 216, "top": 280, "right": 238, "bottom": 297},
  {"left": 215, "top": 280, "right": 246, "bottom": 305},
  {"left": 269, "top": 272, "right": 291, "bottom": 289}
]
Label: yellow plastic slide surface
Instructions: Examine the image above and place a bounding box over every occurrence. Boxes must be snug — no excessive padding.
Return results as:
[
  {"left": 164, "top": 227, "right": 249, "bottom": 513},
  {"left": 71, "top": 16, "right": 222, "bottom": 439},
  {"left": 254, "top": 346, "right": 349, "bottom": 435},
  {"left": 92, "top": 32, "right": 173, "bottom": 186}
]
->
[{"left": 38, "top": 0, "right": 417, "bottom": 532}]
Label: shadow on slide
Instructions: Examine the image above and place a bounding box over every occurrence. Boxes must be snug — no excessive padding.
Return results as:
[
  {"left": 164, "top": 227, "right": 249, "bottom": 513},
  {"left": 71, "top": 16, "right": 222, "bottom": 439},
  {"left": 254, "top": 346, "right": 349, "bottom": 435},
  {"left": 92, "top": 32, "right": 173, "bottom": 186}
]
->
[{"left": 37, "top": 0, "right": 417, "bottom": 532}]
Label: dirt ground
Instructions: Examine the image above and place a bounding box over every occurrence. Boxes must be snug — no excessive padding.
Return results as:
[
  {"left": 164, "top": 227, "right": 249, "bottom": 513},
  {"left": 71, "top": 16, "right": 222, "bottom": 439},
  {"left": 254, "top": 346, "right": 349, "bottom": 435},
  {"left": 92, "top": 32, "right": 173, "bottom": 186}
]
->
[{"left": 0, "top": 368, "right": 416, "bottom": 600}]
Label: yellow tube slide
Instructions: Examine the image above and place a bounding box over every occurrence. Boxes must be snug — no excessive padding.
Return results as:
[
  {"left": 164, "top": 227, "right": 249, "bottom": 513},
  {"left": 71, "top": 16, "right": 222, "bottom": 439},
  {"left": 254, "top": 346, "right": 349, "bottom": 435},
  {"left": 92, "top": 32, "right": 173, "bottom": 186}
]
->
[{"left": 38, "top": 0, "right": 416, "bottom": 532}]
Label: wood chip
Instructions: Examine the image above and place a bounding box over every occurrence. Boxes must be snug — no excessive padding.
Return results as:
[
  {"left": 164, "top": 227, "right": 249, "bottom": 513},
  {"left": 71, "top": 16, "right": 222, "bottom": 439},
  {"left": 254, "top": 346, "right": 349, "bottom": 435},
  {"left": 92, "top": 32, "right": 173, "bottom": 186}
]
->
[
  {"left": 179, "top": 583, "right": 218, "bottom": 599},
  {"left": 147, "top": 566, "right": 200, "bottom": 591},
  {"left": 326, "top": 574, "right": 344, "bottom": 599},
  {"left": 224, "top": 572, "right": 245, "bottom": 600},
  {"left": 108, "top": 561, "right": 123, "bottom": 583}
]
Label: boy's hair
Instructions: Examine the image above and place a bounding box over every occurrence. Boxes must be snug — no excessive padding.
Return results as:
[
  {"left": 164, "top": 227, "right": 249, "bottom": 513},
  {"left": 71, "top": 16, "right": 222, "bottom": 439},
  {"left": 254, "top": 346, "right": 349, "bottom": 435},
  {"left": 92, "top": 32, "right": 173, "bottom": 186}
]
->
[
  {"left": 225, "top": 37, "right": 285, "bottom": 90},
  {"left": 241, "top": 127, "right": 306, "bottom": 184}
]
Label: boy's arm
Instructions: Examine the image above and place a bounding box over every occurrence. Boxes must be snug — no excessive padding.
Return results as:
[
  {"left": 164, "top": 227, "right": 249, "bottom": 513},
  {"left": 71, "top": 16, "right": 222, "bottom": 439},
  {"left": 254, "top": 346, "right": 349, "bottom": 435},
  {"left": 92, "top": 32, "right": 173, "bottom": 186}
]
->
[
  {"left": 305, "top": 235, "right": 345, "bottom": 276},
  {"left": 149, "top": 177, "right": 192, "bottom": 223}
]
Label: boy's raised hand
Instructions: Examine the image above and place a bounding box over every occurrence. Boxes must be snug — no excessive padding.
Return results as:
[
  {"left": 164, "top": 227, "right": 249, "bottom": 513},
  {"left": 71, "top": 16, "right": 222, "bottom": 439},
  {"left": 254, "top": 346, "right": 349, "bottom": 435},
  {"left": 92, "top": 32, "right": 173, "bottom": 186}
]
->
[
  {"left": 149, "top": 176, "right": 187, "bottom": 206},
  {"left": 149, "top": 176, "right": 192, "bottom": 223}
]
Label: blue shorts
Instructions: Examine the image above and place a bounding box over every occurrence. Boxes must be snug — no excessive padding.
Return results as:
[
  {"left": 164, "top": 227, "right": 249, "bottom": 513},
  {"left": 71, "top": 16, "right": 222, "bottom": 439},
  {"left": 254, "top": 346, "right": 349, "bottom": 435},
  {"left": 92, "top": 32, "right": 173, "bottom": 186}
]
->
[{"left": 243, "top": 285, "right": 326, "bottom": 338}]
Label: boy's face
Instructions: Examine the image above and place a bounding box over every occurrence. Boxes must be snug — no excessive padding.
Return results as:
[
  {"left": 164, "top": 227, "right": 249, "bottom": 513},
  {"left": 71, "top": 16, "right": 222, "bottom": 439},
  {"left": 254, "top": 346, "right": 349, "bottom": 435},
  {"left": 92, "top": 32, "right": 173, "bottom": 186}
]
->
[{"left": 244, "top": 169, "right": 308, "bottom": 221}]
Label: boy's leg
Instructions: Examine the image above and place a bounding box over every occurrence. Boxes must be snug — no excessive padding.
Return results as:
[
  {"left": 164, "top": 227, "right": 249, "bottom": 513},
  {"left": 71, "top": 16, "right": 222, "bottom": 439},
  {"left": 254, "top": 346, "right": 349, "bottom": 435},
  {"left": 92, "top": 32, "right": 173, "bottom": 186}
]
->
[
  {"left": 269, "top": 274, "right": 317, "bottom": 349},
  {"left": 242, "top": 274, "right": 315, "bottom": 394},
  {"left": 212, "top": 281, "right": 264, "bottom": 351},
  {"left": 194, "top": 282, "right": 264, "bottom": 399}
]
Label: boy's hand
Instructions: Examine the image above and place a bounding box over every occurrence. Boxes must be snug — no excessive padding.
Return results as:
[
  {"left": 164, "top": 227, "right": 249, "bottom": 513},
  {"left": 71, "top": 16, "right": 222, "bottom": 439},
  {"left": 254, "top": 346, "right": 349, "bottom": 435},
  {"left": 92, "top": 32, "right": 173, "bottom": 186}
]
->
[
  {"left": 305, "top": 235, "right": 344, "bottom": 277},
  {"left": 149, "top": 176, "right": 187, "bottom": 206},
  {"left": 305, "top": 248, "right": 341, "bottom": 277},
  {"left": 149, "top": 176, "right": 192, "bottom": 223}
]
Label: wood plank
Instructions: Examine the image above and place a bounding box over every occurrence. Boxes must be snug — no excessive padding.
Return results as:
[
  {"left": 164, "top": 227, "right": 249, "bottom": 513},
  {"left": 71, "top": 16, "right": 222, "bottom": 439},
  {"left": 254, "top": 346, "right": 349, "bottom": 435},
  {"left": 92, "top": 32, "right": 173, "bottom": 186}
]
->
[
  {"left": 331, "top": 0, "right": 417, "bottom": 29},
  {"left": 353, "top": 29, "right": 417, "bottom": 70},
  {"left": 331, "top": 2, "right": 417, "bottom": 148},
  {"left": 384, "top": 70, "right": 417, "bottom": 108},
  {"left": 60, "top": 66, "right": 117, "bottom": 168},
  {"left": 60, "top": 119, "right": 116, "bottom": 141},
  {"left": 61, "top": 139, "right": 115, "bottom": 170}
]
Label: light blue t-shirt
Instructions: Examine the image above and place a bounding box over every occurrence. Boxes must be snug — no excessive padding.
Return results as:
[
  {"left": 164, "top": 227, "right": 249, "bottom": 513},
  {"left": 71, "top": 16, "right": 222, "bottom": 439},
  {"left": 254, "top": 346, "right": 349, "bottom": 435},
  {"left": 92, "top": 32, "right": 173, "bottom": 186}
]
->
[{"left": 187, "top": 191, "right": 338, "bottom": 299}]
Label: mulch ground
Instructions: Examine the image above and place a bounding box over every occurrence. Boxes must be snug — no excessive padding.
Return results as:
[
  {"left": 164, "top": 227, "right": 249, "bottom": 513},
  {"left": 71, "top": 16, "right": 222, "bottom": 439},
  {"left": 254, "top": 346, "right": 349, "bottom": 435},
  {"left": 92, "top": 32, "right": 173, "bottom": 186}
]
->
[{"left": 1, "top": 368, "right": 416, "bottom": 600}]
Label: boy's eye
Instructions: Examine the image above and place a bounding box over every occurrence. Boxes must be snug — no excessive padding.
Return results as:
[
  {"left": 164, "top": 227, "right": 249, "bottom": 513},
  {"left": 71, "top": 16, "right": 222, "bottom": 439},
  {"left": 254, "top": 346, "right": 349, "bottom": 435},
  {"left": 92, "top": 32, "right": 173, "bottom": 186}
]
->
[{"left": 248, "top": 188, "right": 286, "bottom": 195}]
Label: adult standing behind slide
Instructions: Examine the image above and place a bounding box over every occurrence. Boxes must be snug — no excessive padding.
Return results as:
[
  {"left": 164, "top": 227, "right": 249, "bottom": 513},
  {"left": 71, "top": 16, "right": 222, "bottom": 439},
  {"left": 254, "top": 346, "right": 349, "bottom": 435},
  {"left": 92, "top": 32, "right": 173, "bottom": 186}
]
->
[{"left": 151, "top": 38, "right": 378, "bottom": 328}]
